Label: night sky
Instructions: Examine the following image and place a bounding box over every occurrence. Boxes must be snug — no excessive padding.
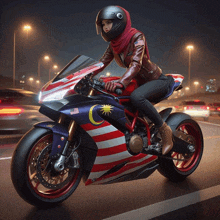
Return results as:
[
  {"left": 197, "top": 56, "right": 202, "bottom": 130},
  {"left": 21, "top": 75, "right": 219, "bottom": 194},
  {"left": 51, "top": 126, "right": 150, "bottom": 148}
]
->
[{"left": 0, "top": 0, "right": 220, "bottom": 87}]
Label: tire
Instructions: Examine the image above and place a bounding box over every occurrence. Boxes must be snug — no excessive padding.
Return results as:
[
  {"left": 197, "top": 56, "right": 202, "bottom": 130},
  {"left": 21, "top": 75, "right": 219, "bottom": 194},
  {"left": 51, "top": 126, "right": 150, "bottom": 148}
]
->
[
  {"left": 157, "top": 119, "right": 203, "bottom": 182},
  {"left": 11, "top": 127, "right": 83, "bottom": 207}
]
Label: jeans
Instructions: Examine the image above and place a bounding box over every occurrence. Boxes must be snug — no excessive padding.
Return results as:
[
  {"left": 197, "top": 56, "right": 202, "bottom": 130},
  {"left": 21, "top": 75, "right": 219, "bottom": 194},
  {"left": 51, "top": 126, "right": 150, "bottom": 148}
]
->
[{"left": 130, "top": 74, "right": 174, "bottom": 128}]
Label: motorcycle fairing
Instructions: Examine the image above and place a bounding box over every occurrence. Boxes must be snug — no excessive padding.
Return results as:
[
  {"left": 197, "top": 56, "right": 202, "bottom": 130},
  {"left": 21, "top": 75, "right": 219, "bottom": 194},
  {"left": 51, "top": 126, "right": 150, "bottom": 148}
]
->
[
  {"left": 39, "top": 93, "right": 125, "bottom": 123},
  {"left": 164, "top": 74, "right": 184, "bottom": 99},
  {"left": 59, "top": 101, "right": 127, "bottom": 129},
  {"left": 55, "top": 100, "right": 157, "bottom": 185}
]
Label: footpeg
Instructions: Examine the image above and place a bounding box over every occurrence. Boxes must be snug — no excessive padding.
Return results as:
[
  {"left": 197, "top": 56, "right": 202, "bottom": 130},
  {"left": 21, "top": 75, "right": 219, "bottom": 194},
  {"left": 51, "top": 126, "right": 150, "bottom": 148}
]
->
[{"left": 142, "top": 143, "right": 162, "bottom": 155}]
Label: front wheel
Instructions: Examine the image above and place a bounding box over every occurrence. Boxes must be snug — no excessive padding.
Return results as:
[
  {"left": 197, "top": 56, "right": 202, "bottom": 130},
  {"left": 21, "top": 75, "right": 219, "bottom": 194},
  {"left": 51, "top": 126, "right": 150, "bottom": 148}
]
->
[
  {"left": 11, "top": 127, "right": 83, "bottom": 207},
  {"left": 157, "top": 119, "right": 203, "bottom": 182}
]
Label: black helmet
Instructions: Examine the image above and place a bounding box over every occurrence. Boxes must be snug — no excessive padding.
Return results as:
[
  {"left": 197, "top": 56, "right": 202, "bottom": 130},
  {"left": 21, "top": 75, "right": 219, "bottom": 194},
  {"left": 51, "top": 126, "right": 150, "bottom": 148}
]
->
[{"left": 96, "top": 6, "right": 127, "bottom": 42}]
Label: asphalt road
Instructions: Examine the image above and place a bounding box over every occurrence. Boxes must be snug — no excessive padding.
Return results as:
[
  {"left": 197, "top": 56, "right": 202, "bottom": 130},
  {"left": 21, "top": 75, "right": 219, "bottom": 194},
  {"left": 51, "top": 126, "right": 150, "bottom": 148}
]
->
[{"left": 0, "top": 118, "right": 220, "bottom": 220}]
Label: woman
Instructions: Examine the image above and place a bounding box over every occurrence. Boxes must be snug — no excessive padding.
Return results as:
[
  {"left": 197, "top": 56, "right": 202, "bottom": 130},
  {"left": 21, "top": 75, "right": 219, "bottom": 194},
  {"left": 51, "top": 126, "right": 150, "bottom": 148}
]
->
[{"left": 95, "top": 5, "right": 174, "bottom": 155}]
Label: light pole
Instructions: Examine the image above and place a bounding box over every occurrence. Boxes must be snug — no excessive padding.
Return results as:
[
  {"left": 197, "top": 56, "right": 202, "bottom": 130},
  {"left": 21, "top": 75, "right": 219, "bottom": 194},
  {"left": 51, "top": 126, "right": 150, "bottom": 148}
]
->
[
  {"left": 29, "top": 77, "right": 34, "bottom": 89},
  {"left": 185, "top": 86, "right": 190, "bottom": 96},
  {"left": 194, "top": 81, "right": 199, "bottom": 93},
  {"left": 36, "top": 80, "right": 40, "bottom": 89},
  {"left": 186, "top": 45, "right": 193, "bottom": 88},
  {"left": 13, "top": 25, "right": 32, "bottom": 88},
  {"left": 13, "top": 31, "right": 16, "bottom": 88},
  {"left": 49, "top": 65, "right": 58, "bottom": 81},
  {"left": 38, "top": 55, "right": 50, "bottom": 81}
]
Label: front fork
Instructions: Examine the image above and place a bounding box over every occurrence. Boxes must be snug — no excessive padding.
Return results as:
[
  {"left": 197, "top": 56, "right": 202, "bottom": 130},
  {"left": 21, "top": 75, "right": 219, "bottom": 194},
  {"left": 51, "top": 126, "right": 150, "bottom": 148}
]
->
[{"left": 54, "top": 114, "right": 79, "bottom": 172}]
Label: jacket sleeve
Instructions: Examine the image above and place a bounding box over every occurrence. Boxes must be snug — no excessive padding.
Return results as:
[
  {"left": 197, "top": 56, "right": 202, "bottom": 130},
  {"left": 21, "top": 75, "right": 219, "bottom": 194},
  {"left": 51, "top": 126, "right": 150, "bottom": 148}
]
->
[
  {"left": 93, "top": 45, "right": 114, "bottom": 76},
  {"left": 118, "top": 34, "right": 145, "bottom": 88}
]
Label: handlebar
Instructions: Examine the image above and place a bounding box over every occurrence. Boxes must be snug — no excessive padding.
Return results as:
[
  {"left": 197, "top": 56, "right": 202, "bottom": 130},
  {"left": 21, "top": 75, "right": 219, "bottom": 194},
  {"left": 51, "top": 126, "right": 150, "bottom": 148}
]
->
[{"left": 93, "top": 79, "right": 123, "bottom": 95}]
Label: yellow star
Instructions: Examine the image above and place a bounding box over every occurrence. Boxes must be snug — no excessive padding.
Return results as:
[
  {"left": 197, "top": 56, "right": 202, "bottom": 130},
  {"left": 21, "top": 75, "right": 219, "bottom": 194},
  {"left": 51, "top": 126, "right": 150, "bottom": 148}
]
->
[{"left": 100, "top": 105, "right": 113, "bottom": 115}]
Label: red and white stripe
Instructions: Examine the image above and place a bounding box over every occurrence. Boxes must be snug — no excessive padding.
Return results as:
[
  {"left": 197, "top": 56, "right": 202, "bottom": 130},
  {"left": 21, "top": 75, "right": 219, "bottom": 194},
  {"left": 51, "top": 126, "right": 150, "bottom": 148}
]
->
[
  {"left": 40, "top": 62, "right": 103, "bottom": 100},
  {"left": 166, "top": 74, "right": 184, "bottom": 84},
  {"left": 91, "top": 155, "right": 157, "bottom": 184},
  {"left": 81, "top": 121, "right": 157, "bottom": 185}
]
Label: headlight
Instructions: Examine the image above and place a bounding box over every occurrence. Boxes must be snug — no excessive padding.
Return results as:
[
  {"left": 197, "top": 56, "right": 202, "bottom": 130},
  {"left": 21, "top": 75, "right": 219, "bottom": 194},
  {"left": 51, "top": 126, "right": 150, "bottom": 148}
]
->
[
  {"left": 38, "top": 91, "right": 42, "bottom": 102},
  {"left": 42, "top": 89, "right": 69, "bottom": 102}
]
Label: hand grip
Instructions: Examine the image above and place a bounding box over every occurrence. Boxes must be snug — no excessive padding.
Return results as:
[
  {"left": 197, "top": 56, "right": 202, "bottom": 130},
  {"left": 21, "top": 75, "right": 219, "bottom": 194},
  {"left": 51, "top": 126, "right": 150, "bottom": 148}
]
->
[
  {"left": 115, "top": 88, "right": 123, "bottom": 95},
  {"left": 96, "top": 80, "right": 122, "bottom": 95}
]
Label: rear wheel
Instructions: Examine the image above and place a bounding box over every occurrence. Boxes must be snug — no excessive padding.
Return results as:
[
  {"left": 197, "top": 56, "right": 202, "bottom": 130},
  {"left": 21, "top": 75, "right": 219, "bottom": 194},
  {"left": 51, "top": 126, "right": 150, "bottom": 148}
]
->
[
  {"left": 157, "top": 119, "right": 203, "bottom": 182},
  {"left": 11, "top": 128, "right": 83, "bottom": 207}
]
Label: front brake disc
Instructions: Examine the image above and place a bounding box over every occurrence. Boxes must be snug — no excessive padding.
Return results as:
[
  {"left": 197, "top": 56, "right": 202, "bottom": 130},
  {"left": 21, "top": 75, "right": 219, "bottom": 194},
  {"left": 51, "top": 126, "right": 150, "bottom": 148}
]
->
[{"left": 36, "top": 145, "right": 75, "bottom": 189}]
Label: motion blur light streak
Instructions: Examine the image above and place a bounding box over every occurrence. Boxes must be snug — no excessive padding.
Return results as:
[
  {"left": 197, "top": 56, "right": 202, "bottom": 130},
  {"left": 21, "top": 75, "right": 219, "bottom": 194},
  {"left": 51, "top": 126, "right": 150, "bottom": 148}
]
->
[{"left": 0, "top": 107, "right": 24, "bottom": 116}]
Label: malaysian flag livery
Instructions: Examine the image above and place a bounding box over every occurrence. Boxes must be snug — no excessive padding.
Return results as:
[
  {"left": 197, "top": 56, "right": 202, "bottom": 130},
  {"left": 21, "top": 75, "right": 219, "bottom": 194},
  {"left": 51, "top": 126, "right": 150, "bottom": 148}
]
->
[{"left": 81, "top": 121, "right": 157, "bottom": 185}]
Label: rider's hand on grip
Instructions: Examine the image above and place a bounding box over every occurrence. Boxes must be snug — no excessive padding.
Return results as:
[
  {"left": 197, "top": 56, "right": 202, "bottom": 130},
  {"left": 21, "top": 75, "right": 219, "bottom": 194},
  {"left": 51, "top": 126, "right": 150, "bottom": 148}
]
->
[
  {"left": 105, "top": 81, "right": 124, "bottom": 93},
  {"left": 95, "top": 79, "right": 123, "bottom": 95},
  {"left": 115, "top": 88, "right": 123, "bottom": 95}
]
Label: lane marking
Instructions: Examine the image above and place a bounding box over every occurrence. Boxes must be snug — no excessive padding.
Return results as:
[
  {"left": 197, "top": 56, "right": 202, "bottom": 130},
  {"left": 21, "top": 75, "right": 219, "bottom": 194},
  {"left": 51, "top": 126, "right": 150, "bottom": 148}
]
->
[
  {"left": 0, "top": 144, "right": 16, "bottom": 149},
  {"left": 199, "top": 121, "right": 220, "bottom": 127},
  {"left": 0, "top": 157, "right": 12, "bottom": 161},
  {"left": 104, "top": 185, "right": 220, "bottom": 220},
  {"left": 204, "top": 135, "right": 220, "bottom": 140},
  {"left": 0, "top": 134, "right": 22, "bottom": 139}
]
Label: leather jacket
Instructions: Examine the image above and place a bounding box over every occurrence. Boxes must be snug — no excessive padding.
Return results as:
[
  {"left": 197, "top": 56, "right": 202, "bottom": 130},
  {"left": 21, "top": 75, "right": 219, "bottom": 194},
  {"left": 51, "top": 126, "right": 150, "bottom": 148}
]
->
[{"left": 97, "top": 32, "right": 162, "bottom": 88}]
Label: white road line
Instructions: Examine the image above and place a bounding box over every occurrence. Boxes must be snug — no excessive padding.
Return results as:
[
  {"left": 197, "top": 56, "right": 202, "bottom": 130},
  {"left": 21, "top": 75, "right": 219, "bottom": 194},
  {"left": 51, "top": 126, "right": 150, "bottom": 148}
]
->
[
  {"left": 199, "top": 121, "right": 220, "bottom": 127},
  {"left": 104, "top": 185, "right": 220, "bottom": 220},
  {"left": 0, "top": 157, "right": 12, "bottom": 161},
  {"left": 204, "top": 135, "right": 220, "bottom": 140}
]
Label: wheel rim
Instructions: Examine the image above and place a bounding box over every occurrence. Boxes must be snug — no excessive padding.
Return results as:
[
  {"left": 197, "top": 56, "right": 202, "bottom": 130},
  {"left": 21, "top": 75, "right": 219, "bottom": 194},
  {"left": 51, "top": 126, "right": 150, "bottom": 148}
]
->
[
  {"left": 171, "top": 122, "right": 202, "bottom": 173},
  {"left": 27, "top": 134, "right": 80, "bottom": 199}
]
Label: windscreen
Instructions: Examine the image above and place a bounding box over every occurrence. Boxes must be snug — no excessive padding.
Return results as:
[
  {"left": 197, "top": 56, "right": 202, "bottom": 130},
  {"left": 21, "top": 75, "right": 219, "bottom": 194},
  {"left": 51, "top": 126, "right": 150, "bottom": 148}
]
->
[{"left": 54, "top": 55, "right": 99, "bottom": 82}]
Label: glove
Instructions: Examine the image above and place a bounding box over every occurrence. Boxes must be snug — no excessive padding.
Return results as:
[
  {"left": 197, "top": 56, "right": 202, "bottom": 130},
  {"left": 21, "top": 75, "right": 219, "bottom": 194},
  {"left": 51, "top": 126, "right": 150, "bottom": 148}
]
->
[{"left": 105, "top": 81, "right": 124, "bottom": 93}]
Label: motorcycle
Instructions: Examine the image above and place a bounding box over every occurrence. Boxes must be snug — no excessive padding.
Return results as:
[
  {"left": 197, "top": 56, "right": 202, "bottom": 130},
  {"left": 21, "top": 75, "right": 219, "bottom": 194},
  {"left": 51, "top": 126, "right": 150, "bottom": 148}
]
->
[{"left": 11, "top": 55, "right": 203, "bottom": 207}]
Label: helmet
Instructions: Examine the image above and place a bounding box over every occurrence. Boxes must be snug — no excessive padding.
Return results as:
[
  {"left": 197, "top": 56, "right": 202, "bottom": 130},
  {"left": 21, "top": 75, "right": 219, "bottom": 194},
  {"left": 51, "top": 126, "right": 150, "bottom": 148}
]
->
[{"left": 96, "top": 6, "right": 127, "bottom": 42}]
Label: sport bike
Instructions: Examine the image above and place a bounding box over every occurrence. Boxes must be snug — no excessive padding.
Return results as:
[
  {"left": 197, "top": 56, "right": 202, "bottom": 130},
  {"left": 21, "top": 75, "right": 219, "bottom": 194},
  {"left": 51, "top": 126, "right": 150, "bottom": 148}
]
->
[{"left": 11, "top": 55, "right": 203, "bottom": 207}]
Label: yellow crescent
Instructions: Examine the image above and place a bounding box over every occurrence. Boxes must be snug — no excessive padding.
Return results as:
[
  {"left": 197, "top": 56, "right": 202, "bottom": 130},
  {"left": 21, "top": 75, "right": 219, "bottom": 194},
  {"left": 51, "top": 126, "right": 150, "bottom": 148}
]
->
[{"left": 89, "top": 105, "right": 104, "bottom": 125}]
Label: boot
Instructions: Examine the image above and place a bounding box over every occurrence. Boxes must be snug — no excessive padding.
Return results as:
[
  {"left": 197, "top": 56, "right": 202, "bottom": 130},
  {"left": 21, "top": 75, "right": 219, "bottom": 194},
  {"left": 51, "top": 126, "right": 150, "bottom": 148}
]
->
[{"left": 158, "top": 122, "right": 173, "bottom": 155}]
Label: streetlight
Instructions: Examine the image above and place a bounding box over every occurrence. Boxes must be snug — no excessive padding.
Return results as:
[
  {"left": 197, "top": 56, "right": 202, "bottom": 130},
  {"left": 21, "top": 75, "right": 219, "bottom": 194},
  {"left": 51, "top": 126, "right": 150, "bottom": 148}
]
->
[
  {"left": 194, "top": 81, "right": 199, "bottom": 93},
  {"left": 13, "top": 24, "right": 32, "bottom": 88},
  {"left": 44, "top": 56, "right": 50, "bottom": 61},
  {"left": 186, "top": 45, "right": 194, "bottom": 88},
  {"left": 29, "top": 77, "right": 34, "bottom": 88},
  {"left": 23, "top": 25, "right": 31, "bottom": 38},
  {"left": 38, "top": 55, "right": 50, "bottom": 81},
  {"left": 185, "top": 86, "right": 190, "bottom": 96},
  {"left": 36, "top": 80, "right": 40, "bottom": 89},
  {"left": 49, "top": 65, "right": 58, "bottom": 81}
]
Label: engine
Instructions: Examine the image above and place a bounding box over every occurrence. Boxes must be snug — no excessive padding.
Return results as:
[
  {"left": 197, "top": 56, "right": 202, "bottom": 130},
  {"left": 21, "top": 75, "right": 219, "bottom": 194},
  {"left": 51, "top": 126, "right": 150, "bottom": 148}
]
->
[{"left": 125, "top": 130, "right": 148, "bottom": 154}]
